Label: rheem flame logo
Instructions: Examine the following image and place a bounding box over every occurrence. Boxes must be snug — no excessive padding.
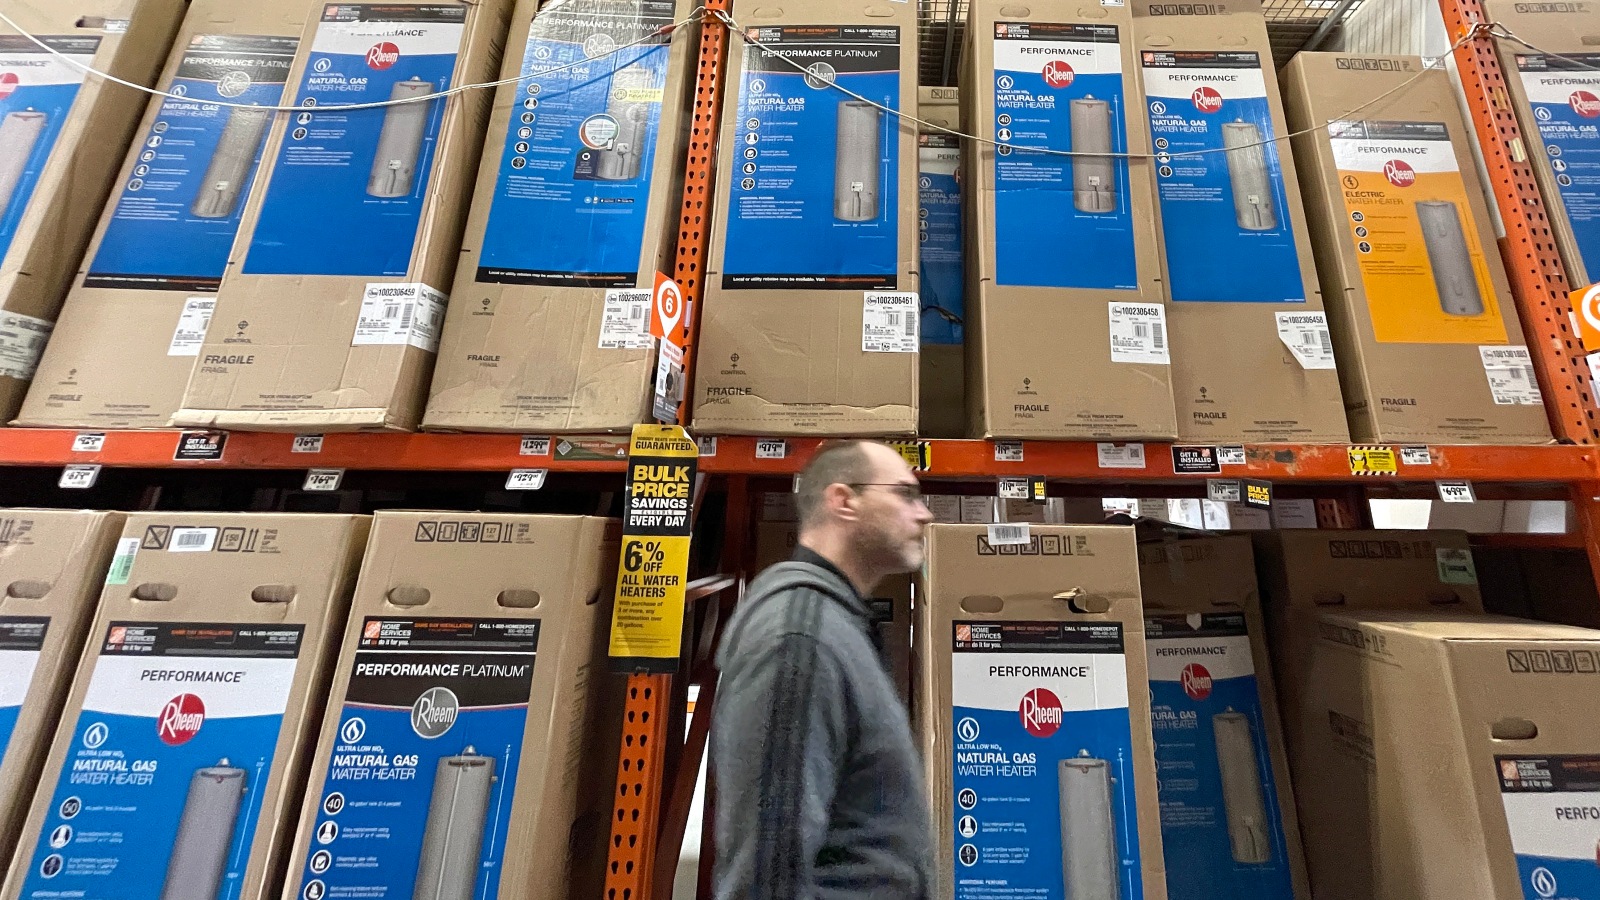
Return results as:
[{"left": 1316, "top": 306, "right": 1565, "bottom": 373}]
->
[
  {"left": 1019, "top": 688, "right": 1063, "bottom": 737},
  {"left": 158, "top": 693, "right": 205, "bottom": 745},
  {"left": 1042, "top": 61, "right": 1075, "bottom": 89},
  {"left": 1570, "top": 90, "right": 1600, "bottom": 118},
  {"left": 1181, "top": 663, "right": 1214, "bottom": 701},
  {"left": 366, "top": 42, "right": 400, "bottom": 70},
  {"left": 1191, "top": 86, "right": 1223, "bottom": 113},
  {"left": 1383, "top": 159, "right": 1416, "bottom": 187}
]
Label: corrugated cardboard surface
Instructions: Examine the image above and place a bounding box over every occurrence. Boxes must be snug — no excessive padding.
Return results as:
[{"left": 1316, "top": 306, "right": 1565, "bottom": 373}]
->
[
  {"left": 918, "top": 86, "right": 965, "bottom": 438},
  {"left": 13, "top": 0, "right": 320, "bottom": 430},
  {"left": 1133, "top": 0, "right": 1347, "bottom": 444},
  {"left": 0, "top": 510, "right": 123, "bottom": 862},
  {"left": 965, "top": 0, "right": 1177, "bottom": 440},
  {"left": 0, "top": 0, "right": 186, "bottom": 425},
  {"left": 1282, "top": 53, "right": 1551, "bottom": 445},
  {"left": 281, "top": 512, "right": 622, "bottom": 900},
  {"left": 692, "top": 0, "right": 920, "bottom": 436},
  {"left": 1137, "top": 535, "right": 1311, "bottom": 900},
  {"left": 2, "top": 513, "right": 369, "bottom": 900},
  {"left": 1289, "top": 611, "right": 1600, "bottom": 900},
  {"left": 171, "top": 0, "right": 513, "bottom": 432},
  {"left": 916, "top": 524, "right": 1167, "bottom": 900},
  {"left": 423, "top": 0, "right": 699, "bottom": 434}
]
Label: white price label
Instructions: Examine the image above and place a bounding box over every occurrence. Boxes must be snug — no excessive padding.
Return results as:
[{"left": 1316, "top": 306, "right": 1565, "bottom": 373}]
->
[
  {"left": 1207, "top": 479, "right": 1242, "bottom": 502},
  {"left": 696, "top": 436, "right": 718, "bottom": 457},
  {"left": 1276, "top": 312, "right": 1337, "bottom": 370},
  {"left": 167, "top": 297, "right": 215, "bottom": 357},
  {"left": 862, "top": 292, "right": 919, "bottom": 353},
  {"left": 59, "top": 465, "right": 101, "bottom": 489},
  {"left": 1108, "top": 302, "right": 1170, "bottom": 365},
  {"left": 291, "top": 434, "right": 325, "bottom": 454},
  {"left": 1097, "top": 443, "right": 1147, "bottom": 469},
  {"left": 1479, "top": 346, "right": 1542, "bottom": 405},
  {"left": 599, "top": 289, "right": 654, "bottom": 350},
  {"left": 72, "top": 433, "right": 106, "bottom": 453},
  {"left": 352, "top": 283, "right": 447, "bottom": 353},
  {"left": 0, "top": 311, "right": 53, "bottom": 378},
  {"left": 1436, "top": 481, "right": 1476, "bottom": 503},
  {"left": 994, "top": 441, "right": 1024, "bottom": 462},
  {"left": 1401, "top": 446, "right": 1433, "bottom": 466},
  {"left": 303, "top": 468, "right": 345, "bottom": 492},
  {"left": 1217, "top": 445, "right": 1246, "bottom": 466},
  {"left": 755, "top": 439, "right": 787, "bottom": 460},
  {"left": 519, "top": 436, "right": 551, "bottom": 456},
  {"left": 986, "top": 523, "right": 1032, "bottom": 546},
  {"left": 506, "top": 469, "right": 548, "bottom": 490},
  {"left": 997, "top": 477, "right": 1030, "bottom": 499}
]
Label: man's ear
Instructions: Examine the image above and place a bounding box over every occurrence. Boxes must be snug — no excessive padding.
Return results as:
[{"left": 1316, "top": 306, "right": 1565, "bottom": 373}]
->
[{"left": 823, "top": 482, "right": 859, "bottom": 522}]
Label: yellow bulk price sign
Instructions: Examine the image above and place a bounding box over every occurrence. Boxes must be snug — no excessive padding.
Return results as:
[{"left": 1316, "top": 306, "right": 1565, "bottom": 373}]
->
[{"left": 609, "top": 424, "right": 698, "bottom": 673}]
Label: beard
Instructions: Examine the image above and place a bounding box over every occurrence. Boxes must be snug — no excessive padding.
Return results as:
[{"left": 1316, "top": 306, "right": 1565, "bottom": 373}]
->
[{"left": 858, "top": 522, "right": 923, "bottom": 575}]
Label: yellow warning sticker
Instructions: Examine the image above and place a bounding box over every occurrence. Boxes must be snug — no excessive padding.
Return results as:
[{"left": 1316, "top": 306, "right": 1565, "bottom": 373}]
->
[
  {"left": 608, "top": 424, "right": 698, "bottom": 673},
  {"left": 1348, "top": 446, "right": 1398, "bottom": 475}
]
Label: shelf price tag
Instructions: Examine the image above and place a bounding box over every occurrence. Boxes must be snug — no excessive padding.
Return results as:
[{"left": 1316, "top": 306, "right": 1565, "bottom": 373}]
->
[
  {"left": 72, "top": 433, "right": 106, "bottom": 453},
  {"left": 1436, "top": 481, "right": 1476, "bottom": 503},
  {"left": 505, "top": 469, "right": 548, "bottom": 491},
  {"left": 291, "top": 434, "right": 324, "bottom": 454},
  {"left": 1207, "top": 479, "right": 1242, "bottom": 503},
  {"left": 59, "top": 465, "right": 101, "bottom": 490},
  {"left": 998, "top": 477, "right": 1030, "bottom": 500},
  {"left": 303, "top": 469, "right": 344, "bottom": 492},
  {"left": 755, "top": 438, "right": 787, "bottom": 460},
  {"left": 993, "top": 441, "right": 1024, "bottom": 463},
  {"left": 1097, "top": 442, "right": 1146, "bottom": 469},
  {"left": 518, "top": 436, "right": 551, "bottom": 456},
  {"left": 1217, "top": 445, "right": 1246, "bottom": 466},
  {"left": 609, "top": 424, "right": 699, "bottom": 674},
  {"left": 1401, "top": 446, "right": 1433, "bottom": 467}
]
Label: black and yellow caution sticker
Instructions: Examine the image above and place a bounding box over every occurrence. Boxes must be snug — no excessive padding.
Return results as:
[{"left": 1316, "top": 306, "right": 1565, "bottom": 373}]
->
[
  {"left": 887, "top": 440, "right": 932, "bottom": 472},
  {"left": 608, "top": 424, "right": 698, "bottom": 674},
  {"left": 1347, "top": 446, "right": 1398, "bottom": 476}
]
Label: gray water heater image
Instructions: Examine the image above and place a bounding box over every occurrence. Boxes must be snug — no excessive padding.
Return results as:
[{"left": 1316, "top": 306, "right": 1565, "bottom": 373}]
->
[
  {"left": 1416, "top": 200, "right": 1486, "bottom": 316},
  {"left": 191, "top": 106, "right": 271, "bottom": 218},
  {"left": 413, "top": 749, "right": 497, "bottom": 900},
  {"left": 159, "top": 761, "right": 247, "bottom": 900},
  {"left": 1221, "top": 120, "right": 1278, "bottom": 231},
  {"left": 1059, "top": 754, "right": 1121, "bottom": 900},
  {"left": 0, "top": 111, "right": 48, "bottom": 220},
  {"left": 834, "top": 101, "right": 882, "bottom": 222},
  {"left": 1070, "top": 98, "right": 1116, "bottom": 214},
  {"left": 368, "top": 78, "right": 434, "bottom": 198},
  {"left": 596, "top": 66, "right": 653, "bottom": 181},
  {"left": 1213, "top": 711, "right": 1272, "bottom": 865}
]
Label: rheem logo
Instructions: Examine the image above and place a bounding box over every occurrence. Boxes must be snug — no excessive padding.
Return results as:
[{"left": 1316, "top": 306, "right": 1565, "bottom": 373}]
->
[
  {"left": 1191, "top": 86, "right": 1223, "bottom": 113},
  {"left": 367, "top": 42, "right": 400, "bottom": 70},
  {"left": 1383, "top": 159, "right": 1416, "bottom": 187},
  {"left": 158, "top": 694, "right": 205, "bottom": 745},
  {"left": 0, "top": 73, "right": 19, "bottom": 100},
  {"left": 1181, "top": 663, "right": 1214, "bottom": 701},
  {"left": 1042, "top": 61, "right": 1075, "bottom": 89},
  {"left": 1019, "top": 688, "right": 1063, "bottom": 737},
  {"left": 1570, "top": 90, "right": 1600, "bottom": 118}
]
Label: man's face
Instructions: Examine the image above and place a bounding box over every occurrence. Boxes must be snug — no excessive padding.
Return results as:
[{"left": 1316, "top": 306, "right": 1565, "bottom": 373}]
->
[{"left": 850, "top": 444, "right": 934, "bottom": 574}]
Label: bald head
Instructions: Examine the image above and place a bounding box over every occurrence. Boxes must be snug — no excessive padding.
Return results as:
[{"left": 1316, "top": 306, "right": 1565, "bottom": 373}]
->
[{"left": 792, "top": 441, "right": 932, "bottom": 591}]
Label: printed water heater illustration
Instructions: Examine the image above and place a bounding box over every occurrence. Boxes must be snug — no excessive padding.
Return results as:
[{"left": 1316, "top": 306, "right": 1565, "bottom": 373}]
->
[
  {"left": 160, "top": 761, "right": 247, "bottom": 900},
  {"left": 413, "top": 749, "right": 497, "bottom": 900},
  {"left": 1221, "top": 121, "right": 1277, "bottom": 231},
  {"left": 1070, "top": 98, "right": 1116, "bottom": 214},
  {"left": 0, "top": 111, "right": 47, "bottom": 221},
  {"left": 368, "top": 78, "right": 435, "bottom": 198},
  {"left": 191, "top": 107, "right": 272, "bottom": 218},
  {"left": 596, "top": 66, "right": 653, "bottom": 181},
  {"left": 1213, "top": 711, "right": 1272, "bottom": 865},
  {"left": 1059, "top": 754, "right": 1121, "bottom": 900},
  {"left": 834, "top": 101, "right": 882, "bottom": 222},
  {"left": 1415, "top": 200, "right": 1486, "bottom": 316}
]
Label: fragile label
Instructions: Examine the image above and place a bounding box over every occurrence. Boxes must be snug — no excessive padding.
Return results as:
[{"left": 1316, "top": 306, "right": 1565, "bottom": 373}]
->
[
  {"left": 352, "top": 283, "right": 447, "bottom": 353},
  {"left": 0, "top": 311, "right": 51, "bottom": 379},
  {"left": 1276, "top": 312, "right": 1337, "bottom": 369},
  {"left": 599, "top": 288, "right": 654, "bottom": 350},
  {"left": 166, "top": 297, "right": 215, "bottom": 357},
  {"left": 1479, "top": 346, "right": 1542, "bottom": 405},
  {"left": 1097, "top": 442, "right": 1147, "bottom": 469},
  {"left": 1108, "top": 302, "right": 1170, "bottom": 365},
  {"left": 863, "top": 292, "right": 919, "bottom": 353}
]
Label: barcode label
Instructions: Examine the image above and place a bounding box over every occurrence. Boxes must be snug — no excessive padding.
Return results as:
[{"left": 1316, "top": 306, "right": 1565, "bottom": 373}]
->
[
  {"left": 1108, "top": 303, "right": 1170, "bottom": 365},
  {"left": 863, "top": 292, "right": 919, "bottom": 353},
  {"left": 1276, "top": 312, "right": 1337, "bottom": 370},
  {"left": 986, "top": 523, "right": 1031, "bottom": 546},
  {"left": 353, "top": 283, "right": 447, "bottom": 353},
  {"left": 1479, "top": 346, "right": 1542, "bottom": 405},
  {"left": 0, "top": 311, "right": 53, "bottom": 378},
  {"left": 106, "top": 538, "right": 140, "bottom": 585},
  {"left": 599, "top": 289, "right": 653, "bottom": 350},
  {"left": 167, "top": 297, "right": 216, "bottom": 357},
  {"left": 168, "top": 527, "right": 218, "bottom": 553}
]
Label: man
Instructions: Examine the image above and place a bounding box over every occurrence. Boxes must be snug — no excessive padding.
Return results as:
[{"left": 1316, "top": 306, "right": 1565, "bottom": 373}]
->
[{"left": 711, "top": 440, "right": 934, "bottom": 900}]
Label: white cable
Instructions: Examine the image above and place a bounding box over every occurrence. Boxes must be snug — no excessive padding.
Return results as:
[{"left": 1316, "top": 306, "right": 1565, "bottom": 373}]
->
[
  {"left": 0, "top": 6, "right": 700, "bottom": 114},
  {"left": 1489, "top": 27, "right": 1600, "bottom": 71}
]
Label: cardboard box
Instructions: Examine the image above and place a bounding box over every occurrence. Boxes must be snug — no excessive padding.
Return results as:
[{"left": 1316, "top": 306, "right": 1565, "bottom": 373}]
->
[
  {"left": 916, "top": 524, "right": 1167, "bottom": 900},
  {"left": 1138, "top": 535, "right": 1310, "bottom": 900},
  {"left": 1288, "top": 611, "right": 1600, "bottom": 900},
  {"left": 13, "top": 0, "right": 321, "bottom": 429},
  {"left": 918, "top": 85, "right": 965, "bottom": 438},
  {"left": 1282, "top": 53, "right": 1552, "bottom": 444},
  {"left": 0, "top": 0, "right": 185, "bottom": 423},
  {"left": 752, "top": 521, "right": 912, "bottom": 702},
  {"left": 170, "top": 0, "right": 514, "bottom": 432},
  {"left": 2, "top": 512, "right": 369, "bottom": 900},
  {"left": 964, "top": 2, "right": 1178, "bottom": 440},
  {"left": 691, "top": 0, "right": 920, "bottom": 436},
  {"left": 0, "top": 510, "right": 124, "bottom": 862},
  {"left": 1131, "top": 0, "right": 1347, "bottom": 443},
  {"left": 422, "top": 0, "right": 699, "bottom": 434},
  {"left": 280, "top": 512, "right": 622, "bottom": 900},
  {"left": 1483, "top": 0, "right": 1600, "bottom": 288}
]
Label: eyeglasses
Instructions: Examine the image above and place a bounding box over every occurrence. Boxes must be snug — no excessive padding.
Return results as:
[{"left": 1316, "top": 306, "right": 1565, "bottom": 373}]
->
[{"left": 847, "top": 482, "right": 925, "bottom": 503}]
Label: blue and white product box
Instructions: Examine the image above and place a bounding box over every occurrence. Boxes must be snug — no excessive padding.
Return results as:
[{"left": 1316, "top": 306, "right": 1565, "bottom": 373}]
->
[
  {"left": 950, "top": 620, "right": 1149, "bottom": 900},
  {"left": 476, "top": 0, "right": 675, "bottom": 288},
  {"left": 295, "top": 618, "right": 538, "bottom": 900},
  {"left": 1511, "top": 54, "right": 1600, "bottom": 282},
  {"left": 0, "top": 34, "right": 102, "bottom": 263},
  {"left": 85, "top": 35, "right": 299, "bottom": 292},
  {"left": 991, "top": 22, "right": 1136, "bottom": 290},
  {"left": 918, "top": 132, "right": 963, "bottom": 345},
  {"left": 1145, "top": 613, "right": 1297, "bottom": 900},
  {"left": 19, "top": 621, "right": 304, "bottom": 900},
  {"left": 244, "top": 4, "right": 465, "bottom": 277},
  {"left": 1496, "top": 755, "right": 1600, "bottom": 899},
  {"left": 0, "top": 616, "right": 48, "bottom": 763},
  {"left": 722, "top": 24, "right": 902, "bottom": 290},
  {"left": 1141, "top": 50, "right": 1304, "bottom": 304}
]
